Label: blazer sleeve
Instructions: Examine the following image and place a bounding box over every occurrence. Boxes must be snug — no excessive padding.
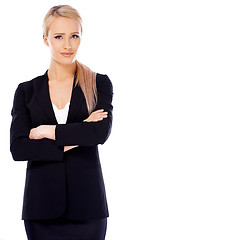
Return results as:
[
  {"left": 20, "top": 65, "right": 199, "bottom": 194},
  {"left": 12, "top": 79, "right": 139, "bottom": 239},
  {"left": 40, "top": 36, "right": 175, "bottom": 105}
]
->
[
  {"left": 55, "top": 74, "right": 113, "bottom": 147},
  {"left": 10, "top": 83, "right": 64, "bottom": 161}
]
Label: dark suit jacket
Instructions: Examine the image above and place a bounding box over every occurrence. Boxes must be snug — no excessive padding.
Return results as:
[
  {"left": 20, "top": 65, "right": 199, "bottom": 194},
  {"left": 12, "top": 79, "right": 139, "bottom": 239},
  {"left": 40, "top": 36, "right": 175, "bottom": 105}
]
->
[{"left": 10, "top": 69, "right": 113, "bottom": 220}]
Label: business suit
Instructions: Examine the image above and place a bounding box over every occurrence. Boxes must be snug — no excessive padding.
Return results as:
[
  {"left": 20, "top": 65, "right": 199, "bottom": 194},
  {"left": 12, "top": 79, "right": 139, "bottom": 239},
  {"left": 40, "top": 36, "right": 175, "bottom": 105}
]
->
[{"left": 10, "top": 69, "right": 113, "bottom": 221}]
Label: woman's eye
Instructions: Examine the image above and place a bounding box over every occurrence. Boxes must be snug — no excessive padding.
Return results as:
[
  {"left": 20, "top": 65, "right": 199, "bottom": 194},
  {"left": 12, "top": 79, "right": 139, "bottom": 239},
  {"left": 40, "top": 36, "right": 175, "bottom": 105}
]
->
[
  {"left": 54, "top": 35, "right": 62, "bottom": 40},
  {"left": 72, "top": 35, "right": 79, "bottom": 39}
]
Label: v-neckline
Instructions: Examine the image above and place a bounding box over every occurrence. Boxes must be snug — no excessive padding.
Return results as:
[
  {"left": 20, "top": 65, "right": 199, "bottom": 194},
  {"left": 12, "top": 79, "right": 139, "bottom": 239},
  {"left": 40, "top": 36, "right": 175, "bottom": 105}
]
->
[
  {"left": 34, "top": 69, "right": 87, "bottom": 125},
  {"left": 52, "top": 101, "right": 70, "bottom": 110}
]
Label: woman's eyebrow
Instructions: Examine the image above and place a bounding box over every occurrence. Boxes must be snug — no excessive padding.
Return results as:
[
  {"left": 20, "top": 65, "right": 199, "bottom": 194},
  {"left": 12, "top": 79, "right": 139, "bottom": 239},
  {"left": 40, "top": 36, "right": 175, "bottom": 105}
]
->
[{"left": 54, "top": 32, "right": 79, "bottom": 35}]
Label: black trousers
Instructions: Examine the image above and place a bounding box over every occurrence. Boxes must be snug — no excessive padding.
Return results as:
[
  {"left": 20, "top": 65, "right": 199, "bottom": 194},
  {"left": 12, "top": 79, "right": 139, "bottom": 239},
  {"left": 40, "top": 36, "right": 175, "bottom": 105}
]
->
[{"left": 24, "top": 217, "right": 107, "bottom": 240}]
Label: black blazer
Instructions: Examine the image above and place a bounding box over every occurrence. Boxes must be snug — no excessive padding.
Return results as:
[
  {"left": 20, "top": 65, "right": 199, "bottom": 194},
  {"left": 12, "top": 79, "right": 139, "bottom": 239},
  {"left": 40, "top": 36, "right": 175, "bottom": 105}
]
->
[{"left": 10, "top": 69, "right": 113, "bottom": 220}]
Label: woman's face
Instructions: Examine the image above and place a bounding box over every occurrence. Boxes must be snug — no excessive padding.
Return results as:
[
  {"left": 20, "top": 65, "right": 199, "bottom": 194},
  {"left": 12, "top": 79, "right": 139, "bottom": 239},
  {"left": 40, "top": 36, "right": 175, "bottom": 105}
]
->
[{"left": 43, "top": 17, "right": 81, "bottom": 65}]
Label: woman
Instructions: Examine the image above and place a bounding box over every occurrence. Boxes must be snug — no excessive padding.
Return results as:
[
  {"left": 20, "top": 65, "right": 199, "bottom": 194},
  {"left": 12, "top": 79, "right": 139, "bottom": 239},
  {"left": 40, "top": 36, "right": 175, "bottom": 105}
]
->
[{"left": 10, "top": 5, "right": 113, "bottom": 240}]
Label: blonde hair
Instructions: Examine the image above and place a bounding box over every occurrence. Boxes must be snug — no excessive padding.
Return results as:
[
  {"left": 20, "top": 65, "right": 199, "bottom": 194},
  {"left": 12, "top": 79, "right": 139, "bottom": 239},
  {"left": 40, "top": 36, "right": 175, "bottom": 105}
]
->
[{"left": 42, "top": 5, "right": 97, "bottom": 114}]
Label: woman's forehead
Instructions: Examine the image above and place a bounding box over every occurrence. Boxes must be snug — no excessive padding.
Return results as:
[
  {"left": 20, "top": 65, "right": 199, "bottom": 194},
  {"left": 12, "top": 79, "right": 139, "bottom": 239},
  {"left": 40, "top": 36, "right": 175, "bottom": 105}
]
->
[{"left": 49, "top": 17, "right": 80, "bottom": 34}]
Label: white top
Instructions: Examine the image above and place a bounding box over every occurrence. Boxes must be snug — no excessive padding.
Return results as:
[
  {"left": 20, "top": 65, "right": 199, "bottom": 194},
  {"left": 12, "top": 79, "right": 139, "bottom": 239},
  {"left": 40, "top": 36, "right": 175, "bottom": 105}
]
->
[{"left": 52, "top": 102, "right": 70, "bottom": 124}]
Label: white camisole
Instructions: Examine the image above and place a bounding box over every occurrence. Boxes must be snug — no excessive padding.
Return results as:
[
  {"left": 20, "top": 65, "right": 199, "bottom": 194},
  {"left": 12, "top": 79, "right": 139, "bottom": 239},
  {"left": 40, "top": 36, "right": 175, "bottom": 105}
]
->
[{"left": 52, "top": 102, "right": 70, "bottom": 124}]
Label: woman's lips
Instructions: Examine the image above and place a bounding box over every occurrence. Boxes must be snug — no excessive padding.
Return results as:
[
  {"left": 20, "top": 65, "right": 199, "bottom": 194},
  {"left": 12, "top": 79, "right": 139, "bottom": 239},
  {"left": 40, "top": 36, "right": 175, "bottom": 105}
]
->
[{"left": 61, "top": 52, "right": 73, "bottom": 57}]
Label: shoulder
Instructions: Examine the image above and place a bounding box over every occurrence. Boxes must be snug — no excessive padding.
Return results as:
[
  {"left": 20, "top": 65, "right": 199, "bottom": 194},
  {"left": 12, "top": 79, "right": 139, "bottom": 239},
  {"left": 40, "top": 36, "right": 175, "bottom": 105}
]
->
[
  {"left": 96, "top": 73, "right": 113, "bottom": 94},
  {"left": 16, "top": 73, "right": 45, "bottom": 92},
  {"left": 19, "top": 73, "right": 44, "bottom": 87}
]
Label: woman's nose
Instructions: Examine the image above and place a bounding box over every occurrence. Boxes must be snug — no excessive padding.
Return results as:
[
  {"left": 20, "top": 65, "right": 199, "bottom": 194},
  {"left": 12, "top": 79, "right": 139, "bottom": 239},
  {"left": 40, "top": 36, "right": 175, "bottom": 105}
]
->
[{"left": 64, "top": 39, "right": 72, "bottom": 50}]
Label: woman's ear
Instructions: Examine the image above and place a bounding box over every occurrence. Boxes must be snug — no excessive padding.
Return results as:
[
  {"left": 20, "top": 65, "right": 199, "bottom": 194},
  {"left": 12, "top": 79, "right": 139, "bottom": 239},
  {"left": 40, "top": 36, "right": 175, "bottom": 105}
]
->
[{"left": 43, "top": 34, "right": 49, "bottom": 47}]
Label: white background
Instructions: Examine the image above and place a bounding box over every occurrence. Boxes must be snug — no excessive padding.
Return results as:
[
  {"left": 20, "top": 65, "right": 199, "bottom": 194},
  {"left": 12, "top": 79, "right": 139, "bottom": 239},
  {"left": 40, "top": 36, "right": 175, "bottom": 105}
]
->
[{"left": 0, "top": 0, "right": 240, "bottom": 239}]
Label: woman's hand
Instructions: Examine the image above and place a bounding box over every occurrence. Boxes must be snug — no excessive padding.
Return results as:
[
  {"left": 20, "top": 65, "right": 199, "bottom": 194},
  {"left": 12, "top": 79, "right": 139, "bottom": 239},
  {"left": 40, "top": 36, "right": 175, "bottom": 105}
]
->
[
  {"left": 84, "top": 109, "right": 108, "bottom": 122},
  {"left": 63, "top": 110, "right": 107, "bottom": 152},
  {"left": 64, "top": 145, "right": 78, "bottom": 152},
  {"left": 29, "top": 125, "right": 56, "bottom": 140},
  {"left": 29, "top": 125, "right": 79, "bottom": 152}
]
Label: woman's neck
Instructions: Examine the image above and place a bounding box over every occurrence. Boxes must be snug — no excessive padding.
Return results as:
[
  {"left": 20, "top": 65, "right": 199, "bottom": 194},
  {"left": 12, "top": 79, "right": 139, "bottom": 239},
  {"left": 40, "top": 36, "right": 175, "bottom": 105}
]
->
[{"left": 48, "top": 58, "right": 77, "bottom": 82}]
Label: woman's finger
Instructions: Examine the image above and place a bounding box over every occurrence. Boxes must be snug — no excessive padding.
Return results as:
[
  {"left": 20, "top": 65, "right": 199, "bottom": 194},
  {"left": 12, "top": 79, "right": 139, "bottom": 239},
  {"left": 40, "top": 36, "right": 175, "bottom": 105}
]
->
[
  {"left": 92, "top": 113, "right": 108, "bottom": 118},
  {"left": 96, "top": 112, "right": 108, "bottom": 116},
  {"left": 91, "top": 114, "right": 108, "bottom": 122},
  {"left": 93, "top": 109, "right": 104, "bottom": 113}
]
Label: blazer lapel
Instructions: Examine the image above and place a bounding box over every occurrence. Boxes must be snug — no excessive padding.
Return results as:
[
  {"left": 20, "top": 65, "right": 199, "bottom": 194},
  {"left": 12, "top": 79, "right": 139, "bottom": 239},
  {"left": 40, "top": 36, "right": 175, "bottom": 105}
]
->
[
  {"left": 67, "top": 75, "right": 88, "bottom": 123},
  {"left": 33, "top": 69, "right": 88, "bottom": 125}
]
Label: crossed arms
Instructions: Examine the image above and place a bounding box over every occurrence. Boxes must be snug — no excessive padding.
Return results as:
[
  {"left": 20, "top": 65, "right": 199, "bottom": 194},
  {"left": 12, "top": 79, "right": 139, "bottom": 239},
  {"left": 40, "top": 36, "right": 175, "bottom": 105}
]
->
[{"left": 10, "top": 74, "right": 113, "bottom": 161}]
